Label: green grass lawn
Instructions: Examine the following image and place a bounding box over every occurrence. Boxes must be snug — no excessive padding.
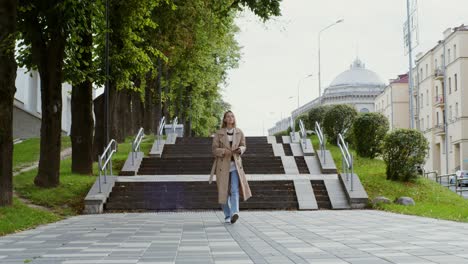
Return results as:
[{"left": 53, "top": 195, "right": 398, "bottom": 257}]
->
[
  {"left": 0, "top": 198, "right": 61, "bottom": 236},
  {"left": 310, "top": 135, "right": 468, "bottom": 222},
  {"left": 13, "top": 134, "right": 155, "bottom": 215},
  {"left": 13, "top": 136, "right": 71, "bottom": 172},
  {"left": 1, "top": 134, "right": 155, "bottom": 236}
]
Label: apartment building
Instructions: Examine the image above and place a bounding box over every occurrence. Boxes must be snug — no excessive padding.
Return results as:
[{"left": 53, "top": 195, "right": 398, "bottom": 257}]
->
[
  {"left": 413, "top": 25, "right": 468, "bottom": 174},
  {"left": 375, "top": 74, "right": 410, "bottom": 130}
]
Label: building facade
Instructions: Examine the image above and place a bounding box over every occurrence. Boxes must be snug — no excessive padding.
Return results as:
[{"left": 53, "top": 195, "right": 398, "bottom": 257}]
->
[
  {"left": 268, "top": 116, "right": 292, "bottom": 136},
  {"left": 14, "top": 68, "right": 73, "bottom": 139},
  {"left": 375, "top": 74, "right": 410, "bottom": 130},
  {"left": 271, "top": 58, "right": 386, "bottom": 134},
  {"left": 413, "top": 25, "right": 468, "bottom": 174},
  {"left": 291, "top": 58, "right": 385, "bottom": 119}
]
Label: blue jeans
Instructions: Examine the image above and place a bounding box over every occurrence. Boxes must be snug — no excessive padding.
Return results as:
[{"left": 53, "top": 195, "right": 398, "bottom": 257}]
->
[{"left": 222, "top": 170, "right": 239, "bottom": 219}]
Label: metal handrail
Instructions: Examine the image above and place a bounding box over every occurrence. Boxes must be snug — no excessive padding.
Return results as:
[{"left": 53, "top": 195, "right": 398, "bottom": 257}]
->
[
  {"left": 156, "top": 116, "right": 166, "bottom": 150},
  {"left": 337, "top": 133, "right": 353, "bottom": 191},
  {"left": 290, "top": 118, "right": 295, "bottom": 141},
  {"left": 299, "top": 119, "right": 307, "bottom": 149},
  {"left": 172, "top": 117, "right": 178, "bottom": 134},
  {"left": 424, "top": 170, "right": 438, "bottom": 180},
  {"left": 435, "top": 173, "right": 467, "bottom": 196},
  {"left": 131, "top": 128, "right": 144, "bottom": 166},
  {"left": 98, "top": 139, "right": 117, "bottom": 193},
  {"left": 315, "top": 121, "right": 326, "bottom": 163}
]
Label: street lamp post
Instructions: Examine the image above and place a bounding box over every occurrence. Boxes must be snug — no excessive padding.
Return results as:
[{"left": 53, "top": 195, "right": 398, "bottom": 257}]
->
[
  {"left": 297, "top": 74, "right": 314, "bottom": 109},
  {"left": 318, "top": 19, "right": 344, "bottom": 104}
]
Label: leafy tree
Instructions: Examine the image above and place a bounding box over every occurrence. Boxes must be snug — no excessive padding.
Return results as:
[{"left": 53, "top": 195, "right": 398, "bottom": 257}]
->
[
  {"left": 0, "top": 0, "right": 17, "bottom": 206},
  {"left": 322, "top": 104, "right": 357, "bottom": 145},
  {"left": 352, "top": 113, "right": 389, "bottom": 159},
  {"left": 382, "top": 129, "right": 429, "bottom": 182},
  {"left": 308, "top": 105, "right": 331, "bottom": 129},
  {"left": 17, "top": 0, "right": 90, "bottom": 187}
]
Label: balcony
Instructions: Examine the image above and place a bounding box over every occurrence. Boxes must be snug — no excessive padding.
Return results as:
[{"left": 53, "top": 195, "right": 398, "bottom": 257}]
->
[
  {"left": 434, "top": 124, "right": 445, "bottom": 135},
  {"left": 434, "top": 95, "right": 444, "bottom": 108},
  {"left": 434, "top": 67, "right": 445, "bottom": 80}
]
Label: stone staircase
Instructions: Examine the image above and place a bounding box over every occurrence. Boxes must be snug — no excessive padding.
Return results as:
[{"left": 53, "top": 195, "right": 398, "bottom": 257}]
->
[
  {"left": 93, "top": 134, "right": 368, "bottom": 213},
  {"left": 106, "top": 181, "right": 298, "bottom": 211}
]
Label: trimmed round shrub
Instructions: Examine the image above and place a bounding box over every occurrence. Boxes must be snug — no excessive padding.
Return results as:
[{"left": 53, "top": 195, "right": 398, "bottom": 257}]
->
[
  {"left": 382, "top": 129, "right": 429, "bottom": 182},
  {"left": 308, "top": 105, "right": 332, "bottom": 128},
  {"left": 322, "top": 104, "right": 357, "bottom": 144},
  {"left": 352, "top": 112, "right": 389, "bottom": 159}
]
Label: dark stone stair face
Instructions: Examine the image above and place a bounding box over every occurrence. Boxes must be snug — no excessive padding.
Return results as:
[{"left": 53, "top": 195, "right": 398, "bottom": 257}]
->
[
  {"left": 275, "top": 135, "right": 284, "bottom": 144},
  {"left": 105, "top": 181, "right": 299, "bottom": 211},
  {"left": 311, "top": 180, "right": 332, "bottom": 209},
  {"left": 283, "top": 144, "right": 293, "bottom": 156},
  {"left": 294, "top": 157, "right": 310, "bottom": 174},
  {"left": 137, "top": 157, "right": 285, "bottom": 175}
]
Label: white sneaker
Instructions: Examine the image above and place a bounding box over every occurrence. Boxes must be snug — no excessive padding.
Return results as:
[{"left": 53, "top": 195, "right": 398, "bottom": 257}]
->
[{"left": 224, "top": 217, "right": 231, "bottom": 223}]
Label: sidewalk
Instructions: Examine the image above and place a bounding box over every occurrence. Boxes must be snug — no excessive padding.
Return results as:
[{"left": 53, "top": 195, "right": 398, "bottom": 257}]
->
[{"left": 1, "top": 210, "right": 468, "bottom": 264}]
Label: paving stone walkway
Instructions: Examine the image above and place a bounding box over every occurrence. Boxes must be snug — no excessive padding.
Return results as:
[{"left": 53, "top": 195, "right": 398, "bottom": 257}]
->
[{"left": 1, "top": 210, "right": 468, "bottom": 264}]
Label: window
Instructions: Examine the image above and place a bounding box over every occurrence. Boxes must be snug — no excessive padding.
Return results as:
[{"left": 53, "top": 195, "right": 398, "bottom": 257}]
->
[
  {"left": 437, "top": 112, "right": 440, "bottom": 124},
  {"left": 435, "top": 59, "right": 438, "bottom": 69},
  {"left": 421, "top": 93, "right": 423, "bottom": 108},
  {"left": 449, "top": 77, "right": 452, "bottom": 94},
  {"left": 450, "top": 136, "right": 453, "bottom": 152},
  {"left": 449, "top": 105, "right": 452, "bottom": 120},
  {"left": 426, "top": 90, "right": 429, "bottom": 106},
  {"left": 455, "top": 74, "right": 458, "bottom": 91},
  {"left": 456, "top": 102, "right": 459, "bottom": 118},
  {"left": 448, "top": 49, "right": 451, "bottom": 63},
  {"left": 427, "top": 115, "right": 429, "bottom": 129},
  {"left": 421, "top": 118, "right": 424, "bottom": 130},
  {"left": 426, "top": 64, "right": 428, "bottom": 77},
  {"left": 454, "top": 44, "right": 457, "bottom": 59},
  {"left": 420, "top": 69, "right": 423, "bottom": 81}
]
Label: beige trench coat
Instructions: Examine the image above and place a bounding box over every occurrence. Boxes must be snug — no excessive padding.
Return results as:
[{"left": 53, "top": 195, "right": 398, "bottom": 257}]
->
[{"left": 209, "top": 128, "right": 252, "bottom": 204}]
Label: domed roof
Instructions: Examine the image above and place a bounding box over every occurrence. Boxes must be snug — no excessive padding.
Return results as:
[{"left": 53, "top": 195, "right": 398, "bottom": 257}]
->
[{"left": 328, "top": 58, "right": 385, "bottom": 87}]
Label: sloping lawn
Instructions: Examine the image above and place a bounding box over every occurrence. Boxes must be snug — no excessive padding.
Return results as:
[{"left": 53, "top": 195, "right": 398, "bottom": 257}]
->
[
  {"left": 0, "top": 198, "right": 61, "bottom": 236},
  {"left": 310, "top": 135, "right": 468, "bottom": 222},
  {"left": 2, "top": 134, "right": 155, "bottom": 236},
  {"left": 13, "top": 136, "right": 71, "bottom": 172}
]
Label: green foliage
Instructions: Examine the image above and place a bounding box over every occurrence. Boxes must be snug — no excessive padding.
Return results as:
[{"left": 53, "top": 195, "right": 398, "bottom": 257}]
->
[
  {"left": 0, "top": 198, "right": 61, "bottom": 236},
  {"left": 310, "top": 134, "right": 468, "bottom": 222},
  {"left": 274, "top": 130, "right": 289, "bottom": 137},
  {"left": 294, "top": 114, "right": 309, "bottom": 131},
  {"left": 352, "top": 113, "right": 389, "bottom": 159},
  {"left": 322, "top": 104, "right": 357, "bottom": 144},
  {"left": 308, "top": 105, "right": 331, "bottom": 129},
  {"left": 13, "top": 137, "right": 71, "bottom": 172},
  {"left": 382, "top": 129, "right": 429, "bottom": 182}
]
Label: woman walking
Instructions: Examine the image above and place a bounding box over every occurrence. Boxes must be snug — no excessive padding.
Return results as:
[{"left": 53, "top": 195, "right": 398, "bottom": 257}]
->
[{"left": 210, "top": 111, "right": 252, "bottom": 224}]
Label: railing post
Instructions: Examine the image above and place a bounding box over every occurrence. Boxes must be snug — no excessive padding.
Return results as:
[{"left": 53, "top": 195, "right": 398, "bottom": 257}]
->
[{"left": 98, "top": 155, "right": 102, "bottom": 193}]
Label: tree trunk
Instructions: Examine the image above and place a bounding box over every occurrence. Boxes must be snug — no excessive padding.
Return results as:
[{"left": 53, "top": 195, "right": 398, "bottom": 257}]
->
[
  {"left": 93, "top": 94, "right": 104, "bottom": 161},
  {"left": 34, "top": 37, "right": 66, "bottom": 187},
  {"left": 143, "top": 72, "right": 155, "bottom": 134},
  {"left": 154, "top": 66, "right": 162, "bottom": 136},
  {"left": 71, "top": 19, "right": 94, "bottom": 175},
  {"left": 0, "top": 0, "right": 17, "bottom": 206}
]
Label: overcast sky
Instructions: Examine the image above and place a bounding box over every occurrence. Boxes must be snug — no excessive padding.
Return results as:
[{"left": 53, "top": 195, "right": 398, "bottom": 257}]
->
[{"left": 222, "top": 0, "right": 468, "bottom": 136}]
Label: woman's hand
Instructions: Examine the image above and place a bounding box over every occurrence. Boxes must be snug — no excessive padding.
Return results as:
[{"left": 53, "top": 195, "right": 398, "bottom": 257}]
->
[{"left": 233, "top": 148, "right": 242, "bottom": 155}]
